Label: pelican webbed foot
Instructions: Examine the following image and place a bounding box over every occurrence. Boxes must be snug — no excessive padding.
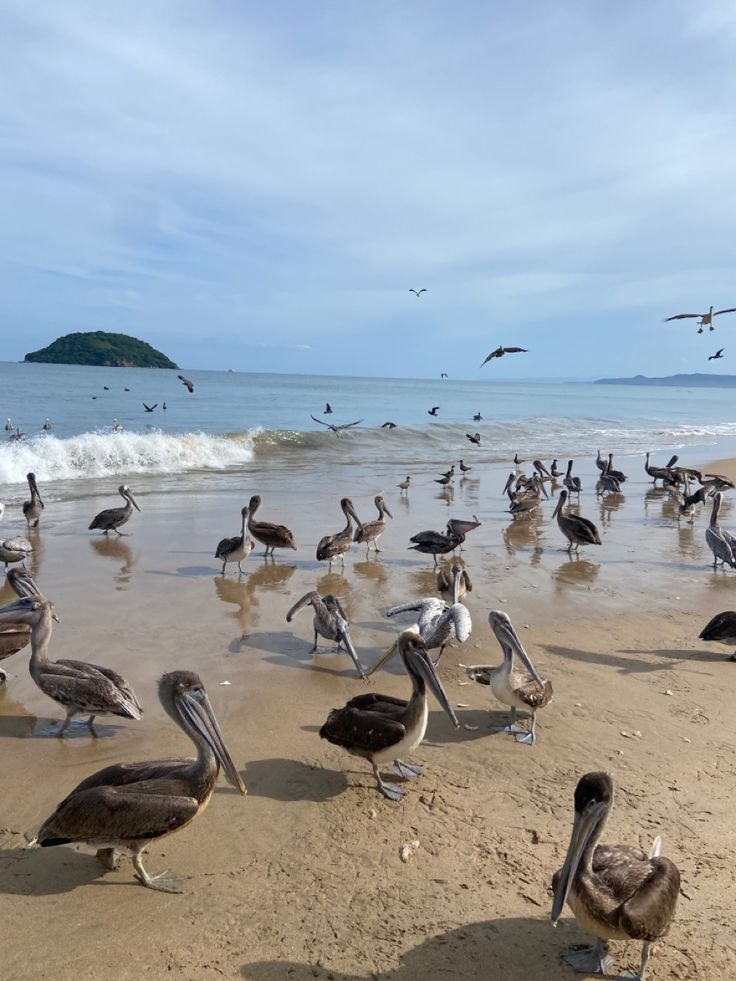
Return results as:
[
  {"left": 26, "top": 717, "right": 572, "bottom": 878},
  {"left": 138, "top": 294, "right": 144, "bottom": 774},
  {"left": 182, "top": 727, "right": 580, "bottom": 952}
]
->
[
  {"left": 133, "top": 853, "right": 184, "bottom": 894},
  {"left": 393, "top": 760, "right": 422, "bottom": 779},
  {"left": 489, "top": 723, "right": 526, "bottom": 734},
  {"left": 373, "top": 764, "right": 405, "bottom": 801},
  {"left": 561, "top": 941, "right": 615, "bottom": 975}
]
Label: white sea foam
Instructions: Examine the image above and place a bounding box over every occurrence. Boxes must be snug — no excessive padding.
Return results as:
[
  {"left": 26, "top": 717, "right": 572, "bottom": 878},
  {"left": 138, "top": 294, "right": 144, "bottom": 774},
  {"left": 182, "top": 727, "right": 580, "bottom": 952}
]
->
[{"left": 0, "top": 430, "right": 256, "bottom": 486}]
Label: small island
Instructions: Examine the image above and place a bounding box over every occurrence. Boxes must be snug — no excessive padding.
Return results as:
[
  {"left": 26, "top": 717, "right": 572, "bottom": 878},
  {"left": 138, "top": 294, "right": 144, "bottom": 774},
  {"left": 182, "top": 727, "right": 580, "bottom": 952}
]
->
[
  {"left": 595, "top": 373, "right": 736, "bottom": 389},
  {"left": 24, "top": 331, "right": 178, "bottom": 369}
]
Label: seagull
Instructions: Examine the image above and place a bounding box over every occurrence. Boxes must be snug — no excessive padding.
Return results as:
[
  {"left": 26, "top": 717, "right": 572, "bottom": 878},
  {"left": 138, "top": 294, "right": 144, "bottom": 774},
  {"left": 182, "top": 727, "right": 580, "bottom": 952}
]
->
[
  {"left": 428, "top": 406, "right": 440, "bottom": 416},
  {"left": 466, "top": 433, "right": 481, "bottom": 445},
  {"left": 664, "top": 306, "right": 736, "bottom": 332},
  {"left": 481, "top": 346, "right": 528, "bottom": 366},
  {"left": 178, "top": 375, "right": 194, "bottom": 392},
  {"left": 310, "top": 415, "right": 362, "bottom": 438},
  {"left": 409, "top": 288, "right": 427, "bottom": 297},
  {"left": 440, "top": 372, "right": 448, "bottom": 379},
  {"left": 143, "top": 402, "right": 158, "bottom": 413},
  {"left": 324, "top": 403, "right": 333, "bottom": 414},
  {"left": 381, "top": 421, "right": 397, "bottom": 429},
  {"left": 709, "top": 348, "right": 725, "bottom": 361}
]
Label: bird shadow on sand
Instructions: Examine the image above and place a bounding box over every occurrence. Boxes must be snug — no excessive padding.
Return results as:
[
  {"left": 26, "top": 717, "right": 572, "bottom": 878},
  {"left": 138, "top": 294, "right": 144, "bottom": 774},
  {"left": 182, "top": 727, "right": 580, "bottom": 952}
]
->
[
  {"left": 543, "top": 642, "right": 716, "bottom": 675},
  {"left": 240, "top": 916, "right": 601, "bottom": 981},
  {"left": 243, "top": 632, "right": 368, "bottom": 679},
  {"left": 148, "top": 565, "right": 218, "bottom": 578},
  {"left": 0, "top": 845, "right": 125, "bottom": 896},
  {"left": 217, "top": 758, "right": 348, "bottom": 802}
]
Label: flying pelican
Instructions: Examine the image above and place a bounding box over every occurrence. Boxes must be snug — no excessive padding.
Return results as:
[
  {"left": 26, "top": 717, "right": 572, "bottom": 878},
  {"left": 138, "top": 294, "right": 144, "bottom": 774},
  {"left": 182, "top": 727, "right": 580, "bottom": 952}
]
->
[
  {"left": 465, "top": 610, "right": 552, "bottom": 745},
  {"left": 699, "top": 611, "right": 736, "bottom": 660},
  {"left": 215, "top": 506, "right": 253, "bottom": 574},
  {"left": 22, "top": 472, "right": 44, "bottom": 528},
  {"left": 553, "top": 490, "right": 601, "bottom": 552},
  {"left": 89, "top": 485, "right": 141, "bottom": 536},
  {"left": 466, "top": 432, "right": 481, "bottom": 445},
  {"left": 409, "top": 288, "right": 427, "bottom": 297},
  {"left": 0, "top": 591, "right": 142, "bottom": 734},
  {"left": 143, "top": 402, "right": 157, "bottom": 412},
  {"left": 551, "top": 771, "right": 680, "bottom": 980},
  {"left": 42, "top": 418, "right": 52, "bottom": 431},
  {"left": 397, "top": 476, "right": 411, "bottom": 494},
  {"left": 310, "top": 414, "right": 362, "bottom": 437},
  {"left": 286, "top": 591, "right": 364, "bottom": 677},
  {"left": 408, "top": 529, "right": 461, "bottom": 565},
  {"left": 437, "top": 564, "right": 471, "bottom": 603},
  {"left": 563, "top": 460, "right": 582, "bottom": 497},
  {"left": 4, "top": 418, "right": 12, "bottom": 432},
  {"left": 480, "top": 346, "right": 528, "bottom": 366},
  {"left": 316, "top": 497, "right": 360, "bottom": 568},
  {"left": 380, "top": 568, "right": 472, "bottom": 664},
  {"left": 177, "top": 374, "right": 194, "bottom": 393},
  {"left": 247, "top": 494, "right": 297, "bottom": 557},
  {"left": 709, "top": 348, "right": 725, "bottom": 361},
  {"left": 353, "top": 495, "right": 392, "bottom": 555},
  {"left": 29, "top": 670, "right": 245, "bottom": 892},
  {"left": 320, "top": 630, "right": 459, "bottom": 800},
  {"left": 0, "top": 569, "right": 55, "bottom": 683},
  {"left": 664, "top": 305, "right": 736, "bottom": 331},
  {"left": 0, "top": 534, "right": 33, "bottom": 568},
  {"left": 428, "top": 406, "right": 440, "bottom": 416},
  {"left": 705, "top": 491, "right": 736, "bottom": 570}
]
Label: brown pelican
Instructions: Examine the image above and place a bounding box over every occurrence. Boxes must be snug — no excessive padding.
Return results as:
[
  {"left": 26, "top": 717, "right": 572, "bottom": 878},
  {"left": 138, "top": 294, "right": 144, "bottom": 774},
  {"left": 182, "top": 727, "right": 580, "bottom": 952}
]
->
[
  {"left": 553, "top": 490, "right": 601, "bottom": 552},
  {"left": 551, "top": 771, "right": 680, "bottom": 979},
  {"left": 22, "top": 472, "right": 44, "bottom": 527},
  {"left": 89, "top": 485, "right": 141, "bottom": 536},
  {"left": 9, "top": 427, "right": 26, "bottom": 441},
  {"left": 0, "top": 592, "right": 142, "bottom": 734},
  {"left": 437, "top": 564, "right": 471, "bottom": 602},
  {"left": 428, "top": 406, "right": 440, "bottom": 416},
  {"left": 466, "top": 432, "right": 481, "bottom": 445},
  {"left": 473, "top": 412, "right": 482, "bottom": 421},
  {"left": 480, "top": 346, "right": 528, "bottom": 366},
  {"left": 310, "top": 414, "right": 362, "bottom": 437},
  {"left": 29, "top": 670, "right": 245, "bottom": 892},
  {"left": 397, "top": 476, "right": 411, "bottom": 494},
  {"left": 644, "top": 452, "right": 679, "bottom": 485},
  {"left": 0, "top": 569, "right": 54, "bottom": 683},
  {"left": 700, "top": 472, "right": 736, "bottom": 492},
  {"left": 143, "top": 402, "right": 157, "bottom": 412},
  {"left": 446, "top": 515, "right": 482, "bottom": 546},
  {"left": 606, "top": 453, "right": 627, "bottom": 483},
  {"left": 409, "top": 288, "right": 427, "bottom": 296},
  {"left": 177, "top": 374, "right": 195, "bottom": 392},
  {"left": 380, "top": 569, "right": 472, "bottom": 665},
  {"left": 42, "top": 418, "right": 52, "bottom": 431},
  {"left": 324, "top": 402, "right": 333, "bottom": 414},
  {"left": 506, "top": 473, "right": 547, "bottom": 517},
  {"left": 286, "top": 591, "right": 364, "bottom": 677},
  {"left": 459, "top": 460, "right": 472, "bottom": 474},
  {"left": 595, "top": 450, "right": 607, "bottom": 473},
  {"left": 0, "top": 534, "right": 33, "bottom": 568},
  {"left": 320, "top": 630, "right": 459, "bottom": 800},
  {"left": 550, "top": 459, "right": 562, "bottom": 478},
  {"left": 247, "top": 494, "right": 297, "bottom": 557},
  {"left": 563, "top": 460, "right": 582, "bottom": 497},
  {"left": 664, "top": 304, "right": 736, "bottom": 331},
  {"left": 353, "top": 495, "right": 392, "bottom": 555},
  {"left": 709, "top": 348, "right": 725, "bottom": 360},
  {"left": 699, "top": 611, "right": 736, "bottom": 660},
  {"left": 4, "top": 418, "right": 12, "bottom": 432},
  {"left": 316, "top": 497, "right": 360, "bottom": 568},
  {"left": 215, "top": 506, "right": 253, "bottom": 574},
  {"left": 595, "top": 463, "right": 621, "bottom": 497},
  {"left": 409, "top": 529, "right": 461, "bottom": 565},
  {"left": 705, "top": 491, "right": 736, "bottom": 570},
  {"left": 465, "top": 610, "right": 552, "bottom": 745}
]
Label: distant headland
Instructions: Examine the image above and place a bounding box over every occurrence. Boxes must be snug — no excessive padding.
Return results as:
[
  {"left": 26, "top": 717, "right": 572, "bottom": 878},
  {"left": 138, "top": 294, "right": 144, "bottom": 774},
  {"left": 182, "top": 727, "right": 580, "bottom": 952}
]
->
[
  {"left": 595, "top": 373, "right": 736, "bottom": 388},
  {"left": 24, "top": 331, "right": 178, "bottom": 369}
]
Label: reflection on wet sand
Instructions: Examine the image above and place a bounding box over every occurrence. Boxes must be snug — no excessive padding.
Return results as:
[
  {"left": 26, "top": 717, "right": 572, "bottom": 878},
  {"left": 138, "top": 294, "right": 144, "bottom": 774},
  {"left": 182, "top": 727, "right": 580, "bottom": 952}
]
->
[
  {"left": 90, "top": 536, "right": 134, "bottom": 586},
  {"left": 553, "top": 556, "right": 601, "bottom": 585},
  {"left": 315, "top": 572, "right": 352, "bottom": 598},
  {"left": 352, "top": 560, "right": 388, "bottom": 585},
  {"left": 598, "top": 492, "right": 624, "bottom": 525},
  {"left": 502, "top": 514, "right": 542, "bottom": 554},
  {"left": 245, "top": 562, "right": 296, "bottom": 591},
  {"left": 437, "top": 486, "right": 453, "bottom": 506}
]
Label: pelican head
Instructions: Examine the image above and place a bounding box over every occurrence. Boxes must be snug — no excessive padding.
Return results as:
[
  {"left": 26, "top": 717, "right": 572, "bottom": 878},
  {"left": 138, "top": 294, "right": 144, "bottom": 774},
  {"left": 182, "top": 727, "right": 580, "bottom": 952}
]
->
[
  {"left": 488, "top": 611, "right": 545, "bottom": 687},
  {"left": 376, "top": 495, "right": 392, "bottom": 519},
  {"left": 159, "top": 670, "right": 246, "bottom": 795},
  {"left": 398, "top": 629, "right": 459, "bottom": 728},
  {"left": 551, "top": 771, "right": 613, "bottom": 924},
  {"left": 325, "top": 598, "right": 364, "bottom": 678},
  {"left": 0, "top": 593, "right": 58, "bottom": 626},
  {"left": 119, "top": 485, "right": 141, "bottom": 512},
  {"left": 27, "top": 472, "right": 43, "bottom": 505},
  {"left": 552, "top": 489, "right": 569, "bottom": 518},
  {"left": 247, "top": 494, "right": 262, "bottom": 515},
  {"left": 341, "top": 497, "right": 360, "bottom": 523}
]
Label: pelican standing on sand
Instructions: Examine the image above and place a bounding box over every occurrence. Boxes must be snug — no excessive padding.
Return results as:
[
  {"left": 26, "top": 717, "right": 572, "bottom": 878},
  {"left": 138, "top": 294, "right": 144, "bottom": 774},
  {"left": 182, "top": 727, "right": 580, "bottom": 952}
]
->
[
  {"left": 408, "top": 529, "right": 461, "bottom": 565},
  {"left": 437, "top": 564, "right": 471, "bottom": 602},
  {"left": 553, "top": 490, "right": 601, "bottom": 552},
  {"left": 316, "top": 498, "right": 360, "bottom": 569},
  {"left": 0, "top": 592, "right": 142, "bottom": 734},
  {"left": 22, "top": 472, "right": 44, "bottom": 528},
  {"left": 563, "top": 460, "right": 583, "bottom": 497},
  {"left": 354, "top": 495, "right": 392, "bottom": 555},
  {"left": 247, "top": 494, "right": 297, "bottom": 557},
  {"left": 319, "top": 630, "right": 459, "bottom": 800},
  {"left": 29, "top": 671, "right": 245, "bottom": 892},
  {"left": 705, "top": 490, "right": 736, "bottom": 570},
  {"left": 465, "top": 610, "right": 552, "bottom": 745},
  {"left": 551, "top": 771, "right": 680, "bottom": 980},
  {"left": 0, "top": 532, "right": 33, "bottom": 568},
  {"left": 286, "top": 591, "right": 364, "bottom": 677},
  {"left": 89, "top": 485, "right": 141, "bottom": 536},
  {"left": 215, "top": 506, "right": 253, "bottom": 574}
]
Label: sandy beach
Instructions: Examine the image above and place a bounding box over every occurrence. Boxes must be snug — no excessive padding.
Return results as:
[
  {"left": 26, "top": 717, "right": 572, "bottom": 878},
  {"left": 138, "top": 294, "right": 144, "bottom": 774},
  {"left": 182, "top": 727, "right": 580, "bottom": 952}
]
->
[{"left": 2, "top": 452, "right": 736, "bottom": 980}]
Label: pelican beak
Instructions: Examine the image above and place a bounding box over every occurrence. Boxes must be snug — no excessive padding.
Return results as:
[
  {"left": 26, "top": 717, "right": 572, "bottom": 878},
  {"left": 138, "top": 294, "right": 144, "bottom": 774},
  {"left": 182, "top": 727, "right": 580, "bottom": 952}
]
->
[
  {"left": 339, "top": 626, "right": 365, "bottom": 679},
  {"left": 178, "top": 691, "right": 246, "bottom": 795},
  {"left": 383, "top": 503, "right": 393, "bottom": 519},
  {"left": 127, "top": 491, "right": 141, "bottom": 512},
  {"left": 410, "top": 644, "right": 460, "bottom": 728},
  {"left": 551, "top": 804, "right": 606, "bottom": 924},
  {"left": 365, "top": 638, "right": 399, "bottom": 677},
  {"left": 0, "top": 597, "right": 37, "bottom": 623},
  {"left": 495, "top": 618, "right": 546, "bottom": 689}
]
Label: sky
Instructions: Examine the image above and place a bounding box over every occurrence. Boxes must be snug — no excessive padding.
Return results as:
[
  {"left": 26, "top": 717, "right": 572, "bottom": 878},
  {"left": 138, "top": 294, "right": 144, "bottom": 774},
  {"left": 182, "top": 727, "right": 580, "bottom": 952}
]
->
[{"left": 2, "top": 1, "right": 736, "bottom": 379}]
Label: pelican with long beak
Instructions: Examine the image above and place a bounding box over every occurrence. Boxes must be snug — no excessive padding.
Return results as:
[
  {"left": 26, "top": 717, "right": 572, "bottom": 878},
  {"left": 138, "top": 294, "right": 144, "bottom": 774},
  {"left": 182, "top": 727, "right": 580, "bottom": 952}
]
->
[
  {"left": 286, "top": 591, "right": 365, "bottom": 677},
  {"left": 353, "top": 495, "right": 392, "bottom": 555},
  {"left": 30, "top": 671, "right": 245, "bottom": 893},
  {"left": 215, "top": 505, "right": 253, "bottom": 574},
  {"left": 551, "top": 771, "right": 680, "bottom": 979},
  {"left": 247, "top": 494, "right": 297, "bottom": 557},
  {"left": 22, "top": 472, "right": 45, "bottom": 528},
  {"left": 89, "top": 485, "right": 141, "bottom": 535},
  {"left": 316, "top": 497, "right": 361, "bottom": 568},
  {"left": 0, "top": 569, "right": 56, "bottom": 683},
  {"left": 465, "top": 610, "right": 552, "bottom": 744},
  {"left": 320, "top": 630, "right": 459, "bottom": 800},
  {"left": 553, "top": 490, "right": 601, "bottom": 552},
  {"left": 705, "top": 491, "right": 736, "bottom": 570}
]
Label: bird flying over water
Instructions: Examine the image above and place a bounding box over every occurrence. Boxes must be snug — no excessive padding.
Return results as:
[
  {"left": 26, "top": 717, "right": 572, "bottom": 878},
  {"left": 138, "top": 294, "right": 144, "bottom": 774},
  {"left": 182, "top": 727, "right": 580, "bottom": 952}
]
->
[
  {"left": 664, "top": 306, "right": 736, "bottom": 332},
  {"left": 440, "top": 372, "right": 448, "bottom": 379},
  {"left": 143, "top": 403, "right": 157, "bottom": 412},
  {"left": 709, "top": 348, "right": 725, "bottom": 361},
  {"left": 178, "top": 375, "right": 194, "bottom": 393},
  {"left": 381, "top": 421, "right": 397, "bottom": 429},
  {"left": 409, "top": 288, "right": 427, "bottom": 297},
  {"left": 481, "top": 346, "right": 528, "bottom": 366},
  {"left": 428, "top": 406, "right": 440, "bottom": 416},
  {"left": 310, "top": 414, "right": 362, "bottom": 437},
  {"left": 324, "top": 403, "right": 333, "bottom": 414},
  {"left": 466, "top": 433, "right": 481, "bottom": 445}
]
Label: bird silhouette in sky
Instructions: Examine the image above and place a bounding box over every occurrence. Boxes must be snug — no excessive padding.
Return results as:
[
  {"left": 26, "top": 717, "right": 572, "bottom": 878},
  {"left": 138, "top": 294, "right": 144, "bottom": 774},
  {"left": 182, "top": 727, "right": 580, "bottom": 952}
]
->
[
  {"left": 177, "top": 374, "right": 194, "bottom": 392},
  {"left": 664, "top": 306, "right": 736, "bottom": 332},
  {"left": 143, "top": 402, "right": 158, "bottom": 412},
  {"left": 409, "top": 288, "right": 427, "bottom": 297},
  {"left": 480, "top": 346, "right": 528, "bottom": 366},
  {"left": 709, "top": 348, "right": 725, "bottom": 361},
  {"left": 428, "top": 406, "right": 440, "bottom": 416}
]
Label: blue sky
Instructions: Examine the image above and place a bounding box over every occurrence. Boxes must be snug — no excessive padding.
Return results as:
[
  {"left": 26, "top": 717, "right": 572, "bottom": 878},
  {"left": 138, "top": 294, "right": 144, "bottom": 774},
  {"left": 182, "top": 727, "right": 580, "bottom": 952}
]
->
[{"left": 2, "top": 1, "right": 736, "bottom": 378}]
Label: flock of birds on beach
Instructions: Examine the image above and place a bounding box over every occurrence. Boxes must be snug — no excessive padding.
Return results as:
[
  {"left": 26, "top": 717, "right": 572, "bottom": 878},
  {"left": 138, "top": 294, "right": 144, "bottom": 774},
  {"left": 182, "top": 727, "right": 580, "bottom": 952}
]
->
[{"left": 3, "top": 426, "right": 736, "bottom": 980}]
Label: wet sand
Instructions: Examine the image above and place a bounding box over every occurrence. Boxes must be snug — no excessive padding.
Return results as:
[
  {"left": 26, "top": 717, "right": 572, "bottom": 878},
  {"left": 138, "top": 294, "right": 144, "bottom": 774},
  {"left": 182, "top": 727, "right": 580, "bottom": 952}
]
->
[{"left": 1, "top": 451, "right": 735, "bottom": 979}]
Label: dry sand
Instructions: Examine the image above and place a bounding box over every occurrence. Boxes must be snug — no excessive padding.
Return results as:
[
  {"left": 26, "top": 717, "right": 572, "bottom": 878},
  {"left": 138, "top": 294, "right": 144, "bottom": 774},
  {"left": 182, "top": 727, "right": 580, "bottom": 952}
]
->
[{"left": 2, "top": 453, "right": 736, "bottom": 980}]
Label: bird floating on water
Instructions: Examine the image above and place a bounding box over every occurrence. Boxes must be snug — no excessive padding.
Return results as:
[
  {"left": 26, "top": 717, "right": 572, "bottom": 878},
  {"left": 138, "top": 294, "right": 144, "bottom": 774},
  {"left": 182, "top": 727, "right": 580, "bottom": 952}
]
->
[
  {"left": 381, "top": 421, "right": 397, "bottom": 429},
  {"left": 4, "top": 418, "right": 12, "bottom": 432},
  {"left": 551, "top": 771, "right": 680, "bottom": 980},
  {"left": 663, "top": 305, "right": 736, "bottom": 332},
  {"left": 177, "top": 374, "right": 194, "bottom": 393},
  {"left": 320, "top": 629, "right": 458, "bottom": 800},
  {"left": 287, "top": 591, "right": 364, "bottom": 677},
  {"left": 473, "top": 412, "right": 482, "bottom": 421},
  {"left": 215, "top": 506, "right": 253, "bottom": 574},
  {"left": 310, "top": 414, "right": 362, "bottom": 437},
  {"left": 89, "top": 485, "right": 141, "bottom": 536},
  {"left": 42, "top": 418, "right": 52, "bottom": 431},
  {"left": 29, "top": 670, "right": 245, "bottom": 892},
  {"left": 481, "top": 346, "right": 528, "bottom": 366},
  {"left": 112, "top": 419, "right": 123, "bottom": 432}
]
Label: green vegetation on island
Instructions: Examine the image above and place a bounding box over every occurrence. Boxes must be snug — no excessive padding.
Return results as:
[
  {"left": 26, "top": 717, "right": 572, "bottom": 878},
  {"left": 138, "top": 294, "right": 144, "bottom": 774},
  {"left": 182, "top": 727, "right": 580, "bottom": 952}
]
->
[
  {"left": 596, "top": 373, "right": 736, "bottom": 388},
  {"left": 24, "top": 331, "right": 178, "bottom": 369}
]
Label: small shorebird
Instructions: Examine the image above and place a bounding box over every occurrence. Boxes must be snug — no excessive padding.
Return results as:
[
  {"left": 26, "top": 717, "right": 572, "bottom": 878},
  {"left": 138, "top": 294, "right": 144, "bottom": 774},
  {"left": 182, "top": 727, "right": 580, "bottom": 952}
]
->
[
  {"left": 89, "top": 485, "right": 141, "bottom": 536},
  {"left": 29, "top": 671, "right": 245, "bottom": 891},
  {"left": 353, "top": 495, "right": 392, "bottom": 555},
  {"left": 381, "top": 421, "right": 397, "bottom": 429},
  {"left": 247, "top": 495, "right": 297, "bottom": 557},
  {"left": 459, "top": 460, "right": 472, "bottom": 474},
  {"left": 287, "top": 591, "right": 364, "bottom": 677},
  {"left": 320, "top": 630, "right": 458, "bottom": 800},
  {"left": 664, "top": 305, "right": 736, "bottom": 331},
  {"left": 22, "top": 472, "right": 44, "bottom": 528},
  {"left": 316, "top": 497, "right": 360, "bottom": 568},
  {"left": 397, "top": 476, "right": 411, "bottom": 494},
  {"left": 215, "top": 506, "right": 253, "bottom": 574},
  {"left": 551, "top": 772, "right": 680, "bottom": 980},
  {"left": 553, "top": 490, "right": 601, "bottom": 552},
  {"left": 465, "top": 610, "right": 552, "bottom": 745}
]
